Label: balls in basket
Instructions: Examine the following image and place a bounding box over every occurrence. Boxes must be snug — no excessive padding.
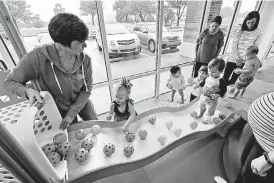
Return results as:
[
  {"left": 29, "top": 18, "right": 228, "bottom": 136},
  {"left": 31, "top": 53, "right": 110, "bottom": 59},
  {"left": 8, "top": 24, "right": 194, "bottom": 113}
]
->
[
  {"left": 81, "top": 138, "right": 94, "bottom": 151},
  {"left": 74, "top": 148, "right": 89, "bottom": 163},
  {"left": 125, "top": 131, "right": 135, "bottom": 142},
  {"left": 103, "top": 143, "right": 115, "bottom": 156},
  {"left": 124, "top": 145, "right": 134, "bottom": 157},
  {"left": 219, "top": 112, "right": 227, "bottom": 120},
  {"left": 190, "top": 121, "right": 198, "bottom": 130},
  {"left": 53, "top": 133, "right": 67, "bottom": 144},
  {"left": 57, "top": 142, "right": 72, "bottom": 156},
  {"left": 138, "top": 130, "right": 147, "bottom": 140},
  {"left": 91, "top": 125, "right": 101, "bottom": 136},
  {"left": 46, "top": 152, "right": 61, "bottom": 167},
  {"left": 148, "top": 116, "right": 156, "bottom": 125},
  {"left": 213, "top": 117, "right": 222, "bottom": 125},
  {"left": 187, "top": 77, "right": 194, "bottom": 86},
  {"left": 42, "top": 143, "right": 57, "bottom": 155},
  {"left": 75, "top": 129, "right": 87, "bottom": 140}
]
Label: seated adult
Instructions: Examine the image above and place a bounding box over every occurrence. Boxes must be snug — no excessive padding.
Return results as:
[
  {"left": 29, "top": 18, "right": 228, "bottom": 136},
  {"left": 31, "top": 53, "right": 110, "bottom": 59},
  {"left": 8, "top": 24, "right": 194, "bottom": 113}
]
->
[
  {"left": 3, "top": 13, "right": 98, "bottom": 129},
  {"left": 214, "top": 92, "right": 274, "bottom": 183}
]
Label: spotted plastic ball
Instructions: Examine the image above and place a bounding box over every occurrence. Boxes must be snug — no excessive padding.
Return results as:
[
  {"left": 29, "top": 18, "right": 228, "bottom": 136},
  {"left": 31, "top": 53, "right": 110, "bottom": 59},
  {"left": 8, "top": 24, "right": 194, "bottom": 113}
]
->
[
  {"left": 203, "top": 116, "right": 212, "bottom": 124},
  {"left": 75, "top": 129, "right": 87, "bottom": 140},
  {"left": 46, "top": 152, "right": 61, "bottom": 167},
  {"left": 74, "top": 148, "right": 89, "bottom": 163},
  {"left": 165, "top": 121, "right": 173, "bottom": 130},
  {"left": 190, "top": 121, "right": 198, "bottom": 130},
  {"left": 81, "top": 138, "right": 94, "bottom": 151},
  {"left": 157, "top": 135, "right": 167, "bottom": 145},
  {"left": 148, "top": 116, "right": 156, "bottom": 125},
  {"left": 124, "top": 145, "right": 134, "bottom": 157},
  {"left": 187, "top": 78, "right": 194, "bottom": 86},
  {"left": 103, "top": 143, "right": 115, "bottom": 156},
  {"left": 57, "top": 142, "right": 72, "bottom": 156},
  {"left": 53, "top": 133, "right": 67, "bottom": 144},
  {"left": 138, "top": 130, "right": 147, "bottom": 140},
  {"left": 219, "top": 112, "right": 227, "bottom": 120},
  {"left": 91, "top": 125, "right": 101, "bottom": 136},
  {"left": 125, "top": 131, "right": 135, "bottom": 142},
  {"left": 173, "top": 129, "right": 182, "bottom": 137},
  {"left": 213, "top": 117, "right": 222, "bottom": 125},
  {"left": 42, "top": 143, "right": 57, "bottom": 155},
  {"left": 224, "top": 102, "right": 232, "bottom": 109},
  {"left": 190, "top": 111, "right": 198, "bottom": 118}
]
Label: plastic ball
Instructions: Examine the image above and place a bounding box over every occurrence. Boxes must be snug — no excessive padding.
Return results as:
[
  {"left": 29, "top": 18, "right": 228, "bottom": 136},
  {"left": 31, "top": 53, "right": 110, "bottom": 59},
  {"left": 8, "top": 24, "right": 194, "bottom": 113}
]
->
[
  {"left": 190, "top": 121, "right": 198, "bottom": 130},
  {"left": 74, "top": 148, "right": 89, "bottom": 163},
  {"left": 187, "top": 78, "right": 194, "bottom": 86},
  {"left": 224, "top": 102, "right": 232, "bottom": 109},
  {"left": 81, "top": 138, "right": 94, "bottom": 151},
  {"left": 157, "top": 135, "right": 167, "bottom": 145},
  {"left": 75, "top": 129, "right": 87, "bottom": 140},
  {"left": 148, "top": 116, "right": 156, "bottom": 125},
  {"left": 165, "top": 121, "right": 173, "bottom": 129},
  {"left": 91, "top": 125, "right": 101, "bottom": 136},
  {"left": 103, "top": 143, "right": 115, "bottom": 156},
  {"left": 219, "top": 112, "right": 227, "bottom": 120},
  {"left": 173, "top": 129, "right": 182, "bottom": 137},
  {"left": 203, "top": 116, "right": 212, "bottom": 124},
  {"left": 213, "top": 117, "right": 222, "bottom": 125},
  {"left": 125, "top": 131, "right": 135, "bottom": 142},
  {"left": 190, "top": 111, "right": 198, "bottom": 118},
  {"left": 46, "top": 152, "right": 61, "bottom": 167},
  {"left": 53, "top": 133, "right": 67, "bottom": 144},
  {"left": 42, "top": 143, "right": 57, "bottom": 155},
  {"left": 138, "top": 130, "right": 147, "bottom": 140},
  {"left": 124, "top": 145, "right": 134, "bottom": 157},
  {"left": 57, "top": 142, "right": 72, "bottom": 156}
]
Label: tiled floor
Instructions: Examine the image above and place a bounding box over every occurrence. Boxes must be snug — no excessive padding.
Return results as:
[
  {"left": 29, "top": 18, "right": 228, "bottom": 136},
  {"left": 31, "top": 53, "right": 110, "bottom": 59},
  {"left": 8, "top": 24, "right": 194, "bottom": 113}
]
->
[{"left": 95, "top": 58, "right": 274, "bottom": 183}]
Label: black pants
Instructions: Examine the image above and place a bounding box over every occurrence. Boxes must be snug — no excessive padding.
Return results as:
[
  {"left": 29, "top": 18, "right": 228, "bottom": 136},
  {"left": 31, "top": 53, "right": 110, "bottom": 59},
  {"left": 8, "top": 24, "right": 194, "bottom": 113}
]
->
[
  {"left": 192, "top": 62, "right": 208, "bottom": 78},
  {"left": 189, "top": 93, "right": 197, "bottom": 102},
  {"left": 235, "top": 135, "right": 274, "bottom": 183},
  {"left": 223, "top": 62, "right": 244, "bottom": 86}
]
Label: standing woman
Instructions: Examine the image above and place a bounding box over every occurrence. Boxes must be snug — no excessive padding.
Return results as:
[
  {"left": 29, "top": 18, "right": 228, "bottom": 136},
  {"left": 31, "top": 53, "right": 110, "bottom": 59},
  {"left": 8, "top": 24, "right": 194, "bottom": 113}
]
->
[
  {"left": 223, "top": 11, "right": 262, "bottom": 90},
  {"left": 193, "top": 16, "right": 224, "bottom": 78}
]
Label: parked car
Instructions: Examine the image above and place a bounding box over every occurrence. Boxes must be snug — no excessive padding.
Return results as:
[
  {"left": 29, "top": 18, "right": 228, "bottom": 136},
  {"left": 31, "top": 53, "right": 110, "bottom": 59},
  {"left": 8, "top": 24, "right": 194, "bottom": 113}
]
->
[
  {"left": 89, "top": 28, "right": 97, "bottom": 39},
  {"left": 132, "top": 23, "right": 181, "bottom": 52},
  {"left": 96, "top": 24, "right": 141, "bottom": 58}
]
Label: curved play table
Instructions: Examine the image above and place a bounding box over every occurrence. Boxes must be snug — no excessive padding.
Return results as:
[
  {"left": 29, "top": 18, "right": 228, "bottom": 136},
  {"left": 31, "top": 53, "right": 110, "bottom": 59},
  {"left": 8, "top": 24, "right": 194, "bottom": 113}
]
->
[{"left": 67, "top": 99, "right": 232, "bottom": 182}]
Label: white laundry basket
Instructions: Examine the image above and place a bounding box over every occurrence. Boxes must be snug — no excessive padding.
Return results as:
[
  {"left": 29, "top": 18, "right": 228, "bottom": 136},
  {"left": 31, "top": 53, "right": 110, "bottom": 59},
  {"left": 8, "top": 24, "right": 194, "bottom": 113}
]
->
[{"left": 0, "top": 91, "right": 67, "bottom": 183}]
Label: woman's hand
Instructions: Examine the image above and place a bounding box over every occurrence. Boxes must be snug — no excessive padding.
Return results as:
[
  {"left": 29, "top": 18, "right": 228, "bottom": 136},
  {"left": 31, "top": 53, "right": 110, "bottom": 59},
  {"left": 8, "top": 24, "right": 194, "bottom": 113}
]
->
[
  {"left": 251, "top": 155, "right": 272, "bottom": 177},
  {"left": 26, "top": 88, "right": 43, "bottom": 106},
  {"left": 60, "top": 116, "right": 74, "bottom": 130}
]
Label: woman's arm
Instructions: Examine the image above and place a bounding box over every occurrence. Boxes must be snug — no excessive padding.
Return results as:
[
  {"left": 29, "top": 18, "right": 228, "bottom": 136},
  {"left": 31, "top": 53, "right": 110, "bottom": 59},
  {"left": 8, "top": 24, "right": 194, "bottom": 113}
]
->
[
  {"left": 122, "top": 102, "right": 136, "bottom": 131},
  {"left": 66, "top": 56, "right": 94, "bottom": 119},
  {"left": 254, "top": 30, "right": 263, "bottom": 46},
  {"left": 195, "top": 30, "right": 205, "bottom": 60},
  {"left": 216, "top": 32, "right": 225, "bottom": 57},
  {"left": 231, "top": 30, "right": 242, "bottom": 61}
]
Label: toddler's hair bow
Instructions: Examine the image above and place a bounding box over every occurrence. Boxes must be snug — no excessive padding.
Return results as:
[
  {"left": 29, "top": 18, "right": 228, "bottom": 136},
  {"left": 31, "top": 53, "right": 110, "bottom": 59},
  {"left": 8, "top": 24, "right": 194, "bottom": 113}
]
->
[{"left": 121, "top": 77, "right": 133, "bottom": 90}]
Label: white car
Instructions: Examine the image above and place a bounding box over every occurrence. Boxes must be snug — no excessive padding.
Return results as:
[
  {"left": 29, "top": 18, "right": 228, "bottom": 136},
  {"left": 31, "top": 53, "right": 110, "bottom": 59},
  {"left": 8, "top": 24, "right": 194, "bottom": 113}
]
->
[{"left": 96, "top": 24, "right": 141, "bottom": 58}]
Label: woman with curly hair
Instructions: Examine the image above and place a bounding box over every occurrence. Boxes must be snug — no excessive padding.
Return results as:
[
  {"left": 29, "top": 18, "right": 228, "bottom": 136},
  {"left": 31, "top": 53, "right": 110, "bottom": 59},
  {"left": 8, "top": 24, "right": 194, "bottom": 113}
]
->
[
  {"left": 3, "top": 13, "right": 98, "bottom": 129},
  {"left": 106, "top": 77, "right": 137, "bottom": 132}
]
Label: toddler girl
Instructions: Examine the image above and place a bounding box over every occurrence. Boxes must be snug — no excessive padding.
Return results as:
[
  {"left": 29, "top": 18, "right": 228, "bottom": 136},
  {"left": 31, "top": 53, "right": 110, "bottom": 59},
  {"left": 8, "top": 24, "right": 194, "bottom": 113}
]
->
[
  {"left": 190, "top": 65, "right": 208, "bottom": 102},
  {"left": 106, "top": 77, "right": 137, "bottom": 131},
  {"left": 196, "top": 58, "right": 227, "bottom": 118},
  {"left": 166, "top": 66, "right": 186, "bottom": 104}
]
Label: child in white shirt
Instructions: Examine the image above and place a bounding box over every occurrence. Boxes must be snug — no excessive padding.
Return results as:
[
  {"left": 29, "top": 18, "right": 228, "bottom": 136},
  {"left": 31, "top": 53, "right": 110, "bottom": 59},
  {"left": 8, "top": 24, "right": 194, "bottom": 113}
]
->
[
  {"left": 166, "top": 66, "right": 186, "bottom": 104},
  {"left": 190, "top": 65, "right": 208, "bottom": 102}
]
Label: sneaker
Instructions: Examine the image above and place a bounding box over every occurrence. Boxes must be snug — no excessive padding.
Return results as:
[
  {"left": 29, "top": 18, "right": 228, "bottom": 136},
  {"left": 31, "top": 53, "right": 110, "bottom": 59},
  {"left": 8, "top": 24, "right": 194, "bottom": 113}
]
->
[{"left": 214, "top": 176, "right": 228, "bottom": 183}]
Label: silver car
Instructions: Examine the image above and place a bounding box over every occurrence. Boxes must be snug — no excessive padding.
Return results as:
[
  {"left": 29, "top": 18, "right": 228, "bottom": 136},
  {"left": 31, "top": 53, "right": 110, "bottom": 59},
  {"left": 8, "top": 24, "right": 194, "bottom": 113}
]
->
[
  {"left": 96, "top": 24, "right": 141, "bottom": 58},
  {"left": 133, "top": 23, "right": 181, "bottom": 52}
]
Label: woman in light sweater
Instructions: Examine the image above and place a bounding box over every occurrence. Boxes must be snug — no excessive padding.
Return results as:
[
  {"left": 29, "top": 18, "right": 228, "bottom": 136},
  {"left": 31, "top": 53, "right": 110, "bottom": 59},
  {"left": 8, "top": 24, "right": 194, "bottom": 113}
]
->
[
  {"left": 223, "top": 11, "right": 262, "bottom": 91},
  {"left": 215, "top": 92, "right": 274, "bottom": 183}
]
